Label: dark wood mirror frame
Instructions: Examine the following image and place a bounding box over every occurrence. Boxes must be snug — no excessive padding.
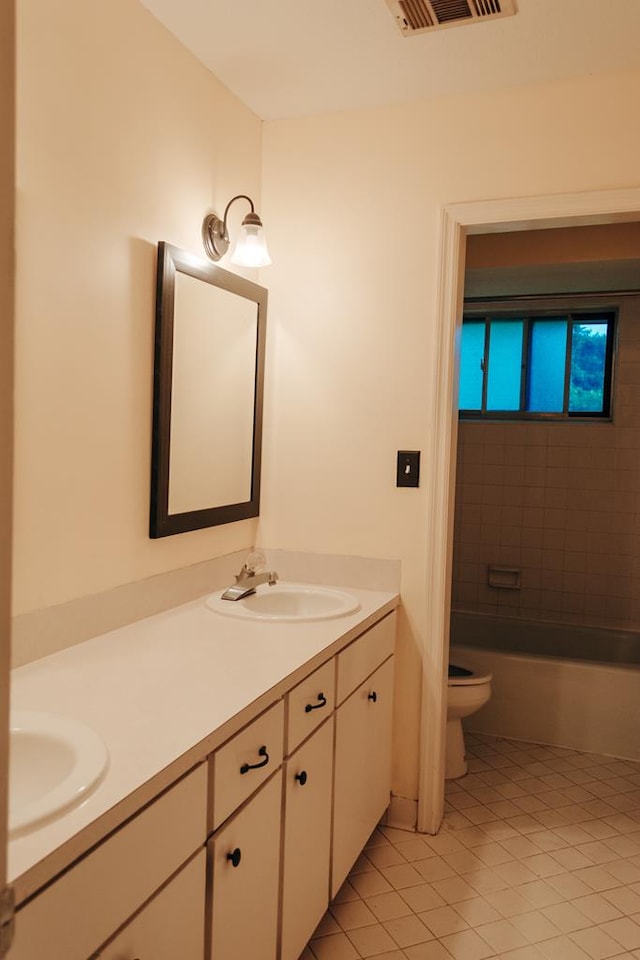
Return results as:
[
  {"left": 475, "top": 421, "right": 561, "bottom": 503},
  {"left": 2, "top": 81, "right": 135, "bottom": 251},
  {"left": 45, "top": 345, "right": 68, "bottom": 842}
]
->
[{"left": 149, "top": 242, "right": 267, "bottom": 538}]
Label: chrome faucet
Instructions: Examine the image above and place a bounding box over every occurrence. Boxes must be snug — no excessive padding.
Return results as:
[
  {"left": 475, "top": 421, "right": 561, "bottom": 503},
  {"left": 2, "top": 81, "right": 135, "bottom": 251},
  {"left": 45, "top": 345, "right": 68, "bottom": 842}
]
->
[{"left": 221, "top": 553, "right": 279, "bottom": 601}]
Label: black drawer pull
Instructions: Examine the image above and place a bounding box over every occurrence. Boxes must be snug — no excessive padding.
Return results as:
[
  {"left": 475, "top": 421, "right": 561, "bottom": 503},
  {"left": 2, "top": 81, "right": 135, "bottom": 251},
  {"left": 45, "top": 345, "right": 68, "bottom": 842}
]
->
[
  {"left": 295, "top": 770, "right": 308, "bottom": 786},
  {"left": 368, "top": 691, "right": 378, "bottom": 703},
  {"left": 227, "top": 848, "right": 242, "bottom": 868},
  {"left": 304, "top": 692, "right": 327, "bottom": 713},
  {"left": 240, "top": 745, "right": 269, "bottom": 774}
]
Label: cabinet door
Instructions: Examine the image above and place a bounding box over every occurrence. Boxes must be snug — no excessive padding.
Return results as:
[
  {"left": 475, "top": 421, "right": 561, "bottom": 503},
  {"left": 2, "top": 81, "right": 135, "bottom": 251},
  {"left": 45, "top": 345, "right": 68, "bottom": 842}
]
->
[
  {"left": 96, "top": 850, "right": 206, "bottom": 960},
  {"left": 332, "top": 656, "right": 394, "bottom": 898},
  {"left": 281, "top": 718, "right": 334, "bottom": 960},
  {"left": 209, "top": 771, "right": 282, "bottom": 960}
]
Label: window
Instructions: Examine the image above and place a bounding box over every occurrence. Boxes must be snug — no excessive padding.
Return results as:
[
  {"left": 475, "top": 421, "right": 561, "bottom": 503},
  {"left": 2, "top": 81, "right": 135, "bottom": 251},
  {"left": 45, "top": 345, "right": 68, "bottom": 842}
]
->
[{"left": 459, "top": 309, "right": 615, "bottom": 419}]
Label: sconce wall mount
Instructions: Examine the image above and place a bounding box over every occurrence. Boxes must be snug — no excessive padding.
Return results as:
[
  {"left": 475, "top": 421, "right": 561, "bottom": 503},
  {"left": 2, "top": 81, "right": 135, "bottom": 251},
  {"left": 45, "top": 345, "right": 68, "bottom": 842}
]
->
[{"left": 202, "top": 194, "right": 271, "bottom": 268}]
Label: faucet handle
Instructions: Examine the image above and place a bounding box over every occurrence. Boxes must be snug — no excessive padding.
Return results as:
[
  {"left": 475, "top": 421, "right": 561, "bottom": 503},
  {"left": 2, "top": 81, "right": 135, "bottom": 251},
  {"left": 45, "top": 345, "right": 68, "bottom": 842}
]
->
[{"left": 244, "top": 549, "right": 266, "bottom": 576}]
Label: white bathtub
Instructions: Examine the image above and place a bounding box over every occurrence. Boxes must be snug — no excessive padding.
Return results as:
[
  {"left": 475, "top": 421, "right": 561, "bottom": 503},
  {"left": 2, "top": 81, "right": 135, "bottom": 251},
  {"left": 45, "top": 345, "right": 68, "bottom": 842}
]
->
[{"left": 451, "top": 612, "right": 640, "bottom": 761}]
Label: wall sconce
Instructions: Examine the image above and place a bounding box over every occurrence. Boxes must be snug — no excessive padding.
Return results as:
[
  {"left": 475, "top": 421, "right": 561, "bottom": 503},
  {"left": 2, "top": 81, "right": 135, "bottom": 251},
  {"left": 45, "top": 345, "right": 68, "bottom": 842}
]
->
[{"left": 202, "top": 194, "right": 271, "bottom": 268}]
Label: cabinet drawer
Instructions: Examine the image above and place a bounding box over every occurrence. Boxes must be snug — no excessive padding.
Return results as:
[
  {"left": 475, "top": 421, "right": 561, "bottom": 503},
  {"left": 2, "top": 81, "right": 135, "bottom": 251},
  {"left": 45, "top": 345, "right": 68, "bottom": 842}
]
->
[
  {"left": 212, "top": 699, "right": 284, "bottom": 829},
  {"left": 336, "top": 612, "right": 396, "bottom": 705},
  {"left": 286, "top": 658, "right": 335, "bottom": 753},
  {"left": 95, "top": 849, "right": 206, "bottom": 959},
  {"left": 11, "top": 763, "right": 207, "bottom": 960}
]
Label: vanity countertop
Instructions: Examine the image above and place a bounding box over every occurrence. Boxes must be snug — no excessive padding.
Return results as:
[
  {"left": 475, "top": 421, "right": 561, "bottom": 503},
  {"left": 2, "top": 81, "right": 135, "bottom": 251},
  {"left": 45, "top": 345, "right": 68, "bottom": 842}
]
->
[{"left": 9, "top": 583, "right": 399, "bottom": 904}]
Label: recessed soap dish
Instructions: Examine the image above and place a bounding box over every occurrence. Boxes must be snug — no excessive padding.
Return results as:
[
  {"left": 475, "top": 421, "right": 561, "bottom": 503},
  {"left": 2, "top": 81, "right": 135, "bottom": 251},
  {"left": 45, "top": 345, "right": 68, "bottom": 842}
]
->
[{"left": 487, "top": 566, "right": 521, "bottom": 590}]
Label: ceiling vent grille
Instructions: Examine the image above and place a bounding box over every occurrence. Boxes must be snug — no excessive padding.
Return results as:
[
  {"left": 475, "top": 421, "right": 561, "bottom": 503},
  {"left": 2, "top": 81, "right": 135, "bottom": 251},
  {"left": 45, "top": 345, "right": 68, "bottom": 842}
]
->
[{"left": 386, "top": 0, "right": 516, "bottom": 35}]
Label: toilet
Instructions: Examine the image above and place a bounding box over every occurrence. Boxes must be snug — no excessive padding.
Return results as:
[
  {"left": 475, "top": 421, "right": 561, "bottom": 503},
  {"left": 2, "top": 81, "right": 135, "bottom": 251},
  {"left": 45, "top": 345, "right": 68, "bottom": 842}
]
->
[{"left": 446, "top": 661, "right": 492, "bottom": 779}]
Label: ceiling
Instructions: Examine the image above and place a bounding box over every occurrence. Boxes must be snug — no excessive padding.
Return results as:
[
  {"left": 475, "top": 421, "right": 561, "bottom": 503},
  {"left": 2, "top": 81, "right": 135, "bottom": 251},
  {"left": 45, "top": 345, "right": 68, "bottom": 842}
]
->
[
  {"left": 139, "top": 0, "right": 640, "bottom": 121},
  {"left": 465, "top": 260, "right": 640, "bottom": 299}
]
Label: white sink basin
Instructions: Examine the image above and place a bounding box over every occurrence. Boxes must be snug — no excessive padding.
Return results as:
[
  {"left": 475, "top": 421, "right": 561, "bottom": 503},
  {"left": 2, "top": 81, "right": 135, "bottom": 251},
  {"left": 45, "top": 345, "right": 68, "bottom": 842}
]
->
[
  {"left": 9, "top": 711, "right": 109, "bottom": 837},
  {"left": 206, "top": 582, "right": 361, "bottom": 622}
]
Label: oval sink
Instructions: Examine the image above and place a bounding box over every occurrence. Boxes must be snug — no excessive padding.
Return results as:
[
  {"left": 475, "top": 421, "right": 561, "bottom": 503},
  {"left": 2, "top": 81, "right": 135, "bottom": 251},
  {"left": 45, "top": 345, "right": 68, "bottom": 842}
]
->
[
  {"left": 206, "top": 582, "right": 361, "bottom": 622},
  {"left": 9, "top": 711, "right": 109, "bottom": 837}
]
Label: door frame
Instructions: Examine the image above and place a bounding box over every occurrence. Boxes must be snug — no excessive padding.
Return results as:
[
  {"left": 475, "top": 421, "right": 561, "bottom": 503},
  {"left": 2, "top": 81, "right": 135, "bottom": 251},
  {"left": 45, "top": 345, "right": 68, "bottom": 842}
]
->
[
  {"left": 417, "top": 186, "right": 640, "bottom": 835},
  {"left": 0, "top": 0, "right": 15, "bottom": 908}
]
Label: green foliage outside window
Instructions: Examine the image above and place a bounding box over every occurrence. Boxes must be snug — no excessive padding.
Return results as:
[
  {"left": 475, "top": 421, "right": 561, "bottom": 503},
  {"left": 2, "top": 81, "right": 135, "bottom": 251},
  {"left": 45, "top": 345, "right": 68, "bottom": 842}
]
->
[{"left": 569, "top": 324, "right": 608, "bottom": 413}]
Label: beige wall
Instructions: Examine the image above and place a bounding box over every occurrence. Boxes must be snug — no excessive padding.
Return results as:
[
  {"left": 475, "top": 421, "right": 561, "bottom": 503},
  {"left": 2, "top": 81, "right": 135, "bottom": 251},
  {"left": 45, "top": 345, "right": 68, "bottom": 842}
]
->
[
  {"left": 0, "top": 0, "right": 15, "bottom": 886},
  {"left": 260, "top": 67, "right": 640, "bottom": 802},
  {"left": 453, "top": 297, "right": 640, "bottom": 629},
  {"left": 14, "top": 0, "right": 263, "bottom": 617}
]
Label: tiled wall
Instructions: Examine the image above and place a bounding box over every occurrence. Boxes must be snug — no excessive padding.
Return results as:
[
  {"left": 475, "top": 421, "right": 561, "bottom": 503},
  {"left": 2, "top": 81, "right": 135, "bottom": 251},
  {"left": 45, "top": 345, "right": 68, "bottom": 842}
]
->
[{"left": 451, "top": 297, "right": 640, "bottom": 631}]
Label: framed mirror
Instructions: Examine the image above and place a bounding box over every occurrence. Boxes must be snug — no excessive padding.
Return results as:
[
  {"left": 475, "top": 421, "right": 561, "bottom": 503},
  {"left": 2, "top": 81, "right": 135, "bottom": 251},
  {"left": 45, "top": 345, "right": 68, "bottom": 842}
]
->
[{"left": 150, "top": 242, "right": 267, "bottom": 537}]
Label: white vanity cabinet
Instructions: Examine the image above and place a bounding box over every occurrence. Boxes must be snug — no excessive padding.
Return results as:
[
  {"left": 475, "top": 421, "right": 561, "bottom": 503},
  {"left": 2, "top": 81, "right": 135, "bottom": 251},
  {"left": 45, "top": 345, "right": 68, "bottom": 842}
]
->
[
  {"left": 332, "top": 617, "right": 395, "bottom": 897},
  {"left": 8, "top": 605, "right": 397, "bottom": 960}
]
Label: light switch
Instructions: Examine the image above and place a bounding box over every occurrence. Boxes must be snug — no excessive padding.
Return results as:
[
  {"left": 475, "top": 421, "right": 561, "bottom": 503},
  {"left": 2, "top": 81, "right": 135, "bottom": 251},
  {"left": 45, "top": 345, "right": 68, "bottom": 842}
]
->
[{"left": 396, "top": 450, "right": 420, "bottom": 488}]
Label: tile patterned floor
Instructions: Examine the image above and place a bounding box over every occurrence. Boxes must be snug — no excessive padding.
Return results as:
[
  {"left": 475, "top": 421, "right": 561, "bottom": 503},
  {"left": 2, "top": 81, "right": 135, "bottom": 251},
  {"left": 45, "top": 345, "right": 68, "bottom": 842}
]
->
[{"left": 303, "top": 733, "right": 640, "bottom": 960}]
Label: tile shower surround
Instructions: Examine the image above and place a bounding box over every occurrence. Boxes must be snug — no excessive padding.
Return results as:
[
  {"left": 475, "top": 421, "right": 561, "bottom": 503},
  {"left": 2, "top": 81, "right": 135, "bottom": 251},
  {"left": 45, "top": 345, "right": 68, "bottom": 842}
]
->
[
  {"left": 305, "top": 733, "right": 640, "bottom": 960},
  {"left": 452, "top": 298, "right": 640, "bottom": 631}
]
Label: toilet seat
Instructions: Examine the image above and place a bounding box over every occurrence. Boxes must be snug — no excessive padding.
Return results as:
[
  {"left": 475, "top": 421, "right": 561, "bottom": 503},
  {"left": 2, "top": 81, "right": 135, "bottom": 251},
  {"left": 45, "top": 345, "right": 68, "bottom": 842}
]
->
[{"left": 448, "top": 662, "right": 492, "bottom": 686}]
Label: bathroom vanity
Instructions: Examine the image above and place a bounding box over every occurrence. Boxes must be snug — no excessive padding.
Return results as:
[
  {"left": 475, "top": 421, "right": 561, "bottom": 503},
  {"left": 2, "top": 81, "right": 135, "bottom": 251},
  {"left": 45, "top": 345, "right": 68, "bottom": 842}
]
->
[{"left": 7, "top": 584, "right": 397, "bottom": 960}]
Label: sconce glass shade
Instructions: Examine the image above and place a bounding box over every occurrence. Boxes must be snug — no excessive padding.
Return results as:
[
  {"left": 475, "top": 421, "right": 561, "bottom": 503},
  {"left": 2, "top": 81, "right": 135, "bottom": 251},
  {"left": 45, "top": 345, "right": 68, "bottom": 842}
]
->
[{"left": 231, "top": 214, "right": 272, "bottom": 268}]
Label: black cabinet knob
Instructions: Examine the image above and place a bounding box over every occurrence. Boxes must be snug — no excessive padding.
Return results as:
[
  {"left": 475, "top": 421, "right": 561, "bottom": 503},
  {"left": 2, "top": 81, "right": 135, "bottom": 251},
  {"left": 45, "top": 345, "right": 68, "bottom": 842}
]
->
[
  {"left": 368, "top": 691, "right": 378, "bottom": 703},
  {"left": 226, "top": 848, "right": 242, "bottom": 868},
  {"left": 295, "top": 770, "right": 308, "bottom": 786}
]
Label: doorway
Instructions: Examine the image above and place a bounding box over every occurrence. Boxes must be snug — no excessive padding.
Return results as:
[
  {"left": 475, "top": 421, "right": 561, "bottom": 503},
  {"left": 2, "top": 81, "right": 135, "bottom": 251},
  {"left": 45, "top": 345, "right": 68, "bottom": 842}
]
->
[{"left": 417, "top": 186, "right": 640, "bottom": 835}]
